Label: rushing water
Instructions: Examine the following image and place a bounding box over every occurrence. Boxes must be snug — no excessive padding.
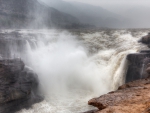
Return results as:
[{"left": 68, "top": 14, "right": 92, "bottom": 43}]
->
[{"left": 0, "top": 29, "right": 148, "bottom": 113}]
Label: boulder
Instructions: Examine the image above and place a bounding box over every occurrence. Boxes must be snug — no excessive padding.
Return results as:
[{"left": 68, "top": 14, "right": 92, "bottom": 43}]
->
[
  {"left": 139, "top": 32, "right": 150, "bottom": 44},
  {"left": 139, "top": 33, "right": 150, "bottom": 47},
  {"left": 0, "top": 58, "right": 43, "bottom": 113},
  {"left": 88, "top": 78, "right": 150, "bottom": 113}
]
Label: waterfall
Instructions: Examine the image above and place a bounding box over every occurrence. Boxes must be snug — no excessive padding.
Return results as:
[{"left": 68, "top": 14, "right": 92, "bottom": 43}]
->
[{"left": 0, "top": 29, "right": 147, "bottom": 113}]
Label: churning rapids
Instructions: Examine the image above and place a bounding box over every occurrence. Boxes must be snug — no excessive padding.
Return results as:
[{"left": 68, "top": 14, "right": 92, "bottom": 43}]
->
[{"left": 0, "top": 29, "right": 148, "bottom": 113}]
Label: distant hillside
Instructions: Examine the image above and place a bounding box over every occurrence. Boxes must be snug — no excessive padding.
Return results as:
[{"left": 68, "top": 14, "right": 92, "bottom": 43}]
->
[
  {"left": 111, "top": 5, "right": 150, "bottom": 28},
  {"left": 0, "top": 0, "right": 87, "bottom": 28},
  {"left": 42, "top": 0, "right": 130, "bottom": 28}
]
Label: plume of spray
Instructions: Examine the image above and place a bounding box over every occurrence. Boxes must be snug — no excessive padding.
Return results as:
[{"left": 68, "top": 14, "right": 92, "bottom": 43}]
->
[
  {"left": 25, "top": 30, "right": 111, "bottom": 97},
  {"left": 15, "top": 30, "right": 117, "bottom": 112},
  {"left": 7, "top": 29, "right": 147, "bottom": 113}
]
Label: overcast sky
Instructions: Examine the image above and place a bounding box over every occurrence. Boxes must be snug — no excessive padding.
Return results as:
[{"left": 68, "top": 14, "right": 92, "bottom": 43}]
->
[{"left": 64, "top": 0, "right": 150, "bottom": 7}]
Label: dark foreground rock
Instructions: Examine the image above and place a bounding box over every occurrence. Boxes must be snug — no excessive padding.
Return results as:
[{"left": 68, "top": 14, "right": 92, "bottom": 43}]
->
[
  {"left": 126, "top": 51, "right": 150, "bottom": 83},
  {"left": 87, "top": 78, "right": 150, "bottom": 113},
  {"left": 0, "top": 59, "right": 43, "bottom": 113}
]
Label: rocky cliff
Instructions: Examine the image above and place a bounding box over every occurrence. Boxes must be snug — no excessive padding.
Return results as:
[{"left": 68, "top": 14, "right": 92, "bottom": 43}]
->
[{"left": 0, "top": 0, "right": 84, "bottom": 28}]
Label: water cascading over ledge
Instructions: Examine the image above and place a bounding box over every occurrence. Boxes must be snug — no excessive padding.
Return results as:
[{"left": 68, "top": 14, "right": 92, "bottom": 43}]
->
[
  {"left": 84, "top": 33, "right": 150, "bottom": 113},
  {"left": 0, "top": 29, "right": 148, "bottom": 113}
]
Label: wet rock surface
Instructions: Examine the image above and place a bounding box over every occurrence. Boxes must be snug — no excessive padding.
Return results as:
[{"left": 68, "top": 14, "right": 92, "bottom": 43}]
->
[
  {"left": 126, "top": 51, "right": 150, "bottom": 83},
  {"left": 139, "top": 32, "right": 150, "bottom": 47},
  {"left": 87, "top": 78, "right": 150, "bottom": 113},
  {"left": 140, "top": 33, "right": 150, "bottom": 43},
  {"left": 0, "top": 59, "right": 43, "bottom": 113}
]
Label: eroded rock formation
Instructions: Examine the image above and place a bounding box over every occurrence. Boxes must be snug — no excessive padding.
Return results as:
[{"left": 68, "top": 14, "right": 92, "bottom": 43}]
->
[
  {"left": 86, "top": 77, "right": 150, "bottom": 113},
  {"left": 0, "top": 58, "right": 42, "bottom": 113}
]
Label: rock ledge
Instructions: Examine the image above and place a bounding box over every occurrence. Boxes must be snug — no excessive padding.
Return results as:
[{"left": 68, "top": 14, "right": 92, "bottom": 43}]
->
[{"left": 86, "top": 78, "right": 150, "bottom": 113}]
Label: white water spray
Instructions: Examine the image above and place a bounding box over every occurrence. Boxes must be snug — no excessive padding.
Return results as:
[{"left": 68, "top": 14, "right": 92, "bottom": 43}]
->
[{"left": 2, "top": 29, "right": 146, "bottom": 113}]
